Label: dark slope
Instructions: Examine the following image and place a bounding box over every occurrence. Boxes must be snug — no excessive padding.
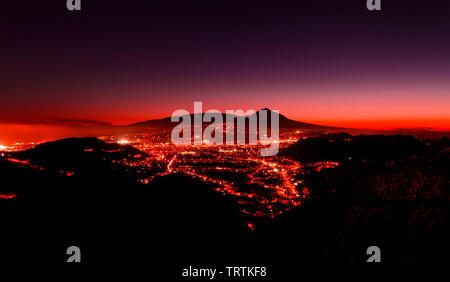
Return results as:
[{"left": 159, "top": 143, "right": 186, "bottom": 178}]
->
[
  {"left": 280, "top": 133, "right": 425, "bottom": 163},
  {"left": 9, "top": 137, "right": 149, "bottom": 186},
  {"left": 0, "top": 137, "right": 250, "bottom": 267},
  {"left": 275, "top": 134, "right": 449, "bottom": 263},
  {"left": 1, "top": 135, "right": 448, "bottom": 268}
]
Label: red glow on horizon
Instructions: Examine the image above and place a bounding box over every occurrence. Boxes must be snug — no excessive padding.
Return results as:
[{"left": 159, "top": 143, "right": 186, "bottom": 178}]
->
[
  {"left": 299, "top": 118, "right": 450, "bottom": 131},
  {"left": 0, "top": 117, "right": 449, "bottom": 146},
  {"left": 0, "top": 193, "right": 18, "bottom": 200},
  {"left": 1, "top": 98, "right": 450, "bottom": 146}
]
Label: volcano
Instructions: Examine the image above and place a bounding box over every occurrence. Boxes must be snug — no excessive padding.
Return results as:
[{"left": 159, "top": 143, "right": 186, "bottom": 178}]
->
[{"left": 128, "top": 108, "right": 334, "bottom": 130}]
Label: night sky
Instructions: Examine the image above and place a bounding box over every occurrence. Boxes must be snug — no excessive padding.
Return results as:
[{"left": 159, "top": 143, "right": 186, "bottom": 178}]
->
[{"left": 1, "top": 0, "right": 449, "bottom": 130}]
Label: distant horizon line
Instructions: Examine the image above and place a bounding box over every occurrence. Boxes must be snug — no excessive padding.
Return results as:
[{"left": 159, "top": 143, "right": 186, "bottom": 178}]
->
[{"left": 1, "top": 115, "right": 450, "bottom": 132}]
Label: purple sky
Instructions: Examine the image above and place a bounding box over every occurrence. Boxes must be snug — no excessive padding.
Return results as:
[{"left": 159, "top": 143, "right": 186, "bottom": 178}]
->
[{"left": 1, "top": 0, "right": 449, "bottom": 130}]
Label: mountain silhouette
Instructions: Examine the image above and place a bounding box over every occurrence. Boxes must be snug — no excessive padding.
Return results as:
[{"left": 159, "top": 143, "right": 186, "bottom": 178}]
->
[{"left": 128, "top": 108, "right": 333, "bottom": 130}]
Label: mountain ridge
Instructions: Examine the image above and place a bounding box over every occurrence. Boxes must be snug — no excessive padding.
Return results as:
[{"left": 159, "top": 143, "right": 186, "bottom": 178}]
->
[{"left": 128, "top": 108, "right": 334, "bottom": 130}]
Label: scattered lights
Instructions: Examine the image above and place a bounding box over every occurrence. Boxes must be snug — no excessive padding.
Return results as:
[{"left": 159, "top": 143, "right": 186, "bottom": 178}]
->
[
  {"left": 5, "top": 129, "right": 323, "bottom": 218},
  {"left": 247, "top": 222, "right": 256, "bottom": 230},
  {"left": 7, "top": 158, "right": 31, "bottom": 165},
  {"left": 0, "top": 141, "right": 44, "bottom": 152}
]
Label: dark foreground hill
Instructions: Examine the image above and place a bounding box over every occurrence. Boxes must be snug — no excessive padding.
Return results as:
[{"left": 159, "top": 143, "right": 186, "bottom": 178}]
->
[
  {"left": 0, "top": 137, "right": 249, "bottom": 269},
  {"left": 12, "top": 137, "right": 150, "bottom": 185},
  {"left": 0, "top": 135, "right": 448, "bottom": 271},
  {"left": 280, "top": 133, "right": 426, "bottom": 163},
  {"left": 277, "top": 134, "right": 449, "bottom": 263}
]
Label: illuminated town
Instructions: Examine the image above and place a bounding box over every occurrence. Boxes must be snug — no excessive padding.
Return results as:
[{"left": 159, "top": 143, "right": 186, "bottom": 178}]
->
[
  {"left": 101, "top": 129, "right": 339, "bottom": 219},
  {"left": 0, "top": 128, "right": 339, "bottom": 220}
]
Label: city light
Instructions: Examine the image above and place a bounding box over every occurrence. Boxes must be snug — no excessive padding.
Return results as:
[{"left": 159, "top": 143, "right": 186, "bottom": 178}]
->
[
  {"left": 108, "top": 129, "right": 312, "bottom": 218},
  {"left": 0, "top": 128, "right": 320, "bottom": 217}
]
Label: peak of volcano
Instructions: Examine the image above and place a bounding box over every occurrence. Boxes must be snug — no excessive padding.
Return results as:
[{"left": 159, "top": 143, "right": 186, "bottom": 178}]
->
[{"left": 128, "top": 109, "right": 332, "bottom": 130}]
